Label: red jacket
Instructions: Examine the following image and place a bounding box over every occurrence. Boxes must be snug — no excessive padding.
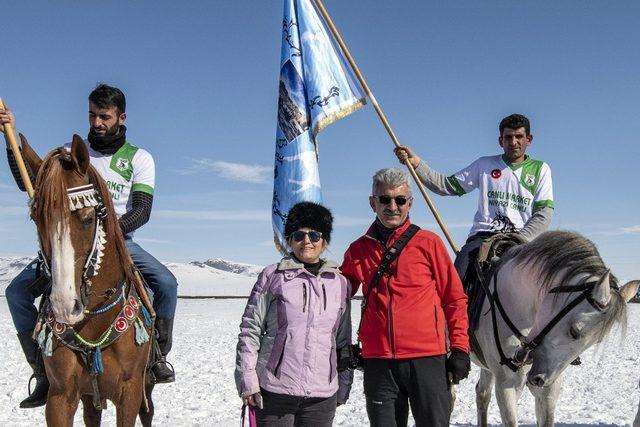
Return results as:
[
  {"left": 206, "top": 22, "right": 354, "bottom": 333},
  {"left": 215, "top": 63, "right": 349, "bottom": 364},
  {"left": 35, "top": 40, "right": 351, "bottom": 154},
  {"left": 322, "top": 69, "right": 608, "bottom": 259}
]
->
[{"left": 341, "top": 219, "right": 469, "bottom": 359}]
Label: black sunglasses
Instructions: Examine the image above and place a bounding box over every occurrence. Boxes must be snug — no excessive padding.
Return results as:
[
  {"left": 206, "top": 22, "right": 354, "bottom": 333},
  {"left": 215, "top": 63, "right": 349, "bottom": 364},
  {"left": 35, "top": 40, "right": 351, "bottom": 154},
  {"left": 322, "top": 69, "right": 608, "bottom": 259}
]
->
[
  {"left": 291, "top": 230, "right": 323, "bottom": 243},
  {"left": 373, "top": 195, "right": 411, "bottom": 206}
]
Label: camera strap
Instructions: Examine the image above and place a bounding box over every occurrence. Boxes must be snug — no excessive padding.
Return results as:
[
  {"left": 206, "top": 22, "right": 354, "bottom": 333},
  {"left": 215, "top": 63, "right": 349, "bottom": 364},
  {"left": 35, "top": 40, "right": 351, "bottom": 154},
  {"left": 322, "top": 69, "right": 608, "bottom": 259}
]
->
[{"left": 356, "top": 224, "right": 420, "bottom": 342}]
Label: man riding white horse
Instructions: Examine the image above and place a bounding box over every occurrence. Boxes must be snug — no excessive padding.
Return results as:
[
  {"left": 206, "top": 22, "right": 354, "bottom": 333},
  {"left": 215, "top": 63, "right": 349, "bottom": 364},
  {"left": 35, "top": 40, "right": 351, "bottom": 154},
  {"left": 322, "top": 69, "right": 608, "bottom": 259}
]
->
[
  {"left": 1, "top": 84, "right": 178, "bottom": 408},
  {"left": 395, "top": 113, "right": 554, "bottom": 280}
]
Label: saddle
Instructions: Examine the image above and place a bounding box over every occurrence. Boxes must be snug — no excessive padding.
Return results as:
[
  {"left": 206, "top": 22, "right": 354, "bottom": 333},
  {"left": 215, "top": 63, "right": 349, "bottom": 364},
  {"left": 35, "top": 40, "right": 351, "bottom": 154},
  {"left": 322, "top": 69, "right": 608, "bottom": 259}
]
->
[{"left": 463, "top": 232, "right": 527, "bottom": 332}]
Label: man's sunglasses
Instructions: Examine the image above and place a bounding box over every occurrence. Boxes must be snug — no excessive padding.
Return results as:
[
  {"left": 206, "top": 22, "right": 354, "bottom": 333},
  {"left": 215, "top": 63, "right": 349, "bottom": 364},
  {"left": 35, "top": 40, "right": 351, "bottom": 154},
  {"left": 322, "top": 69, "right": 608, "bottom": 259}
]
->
[
  {"left": 291, "top": 230, "right": 323, "bottom": 243},
  {"left": 372, "top": 195, "right": 411, "bottom": 206}
]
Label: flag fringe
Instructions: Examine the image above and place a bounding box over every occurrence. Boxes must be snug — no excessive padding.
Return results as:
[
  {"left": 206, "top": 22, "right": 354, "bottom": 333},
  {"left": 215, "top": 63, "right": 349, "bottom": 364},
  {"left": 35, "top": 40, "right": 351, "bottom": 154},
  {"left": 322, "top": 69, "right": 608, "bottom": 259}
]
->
[{"left": 312, "top": 98, "right": 366, "bottom": 151}]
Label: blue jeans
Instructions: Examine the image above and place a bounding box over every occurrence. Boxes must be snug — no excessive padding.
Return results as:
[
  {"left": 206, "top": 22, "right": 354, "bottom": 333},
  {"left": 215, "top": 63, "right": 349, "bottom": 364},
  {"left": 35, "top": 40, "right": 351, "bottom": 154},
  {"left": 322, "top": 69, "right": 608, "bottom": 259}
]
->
[{"left": 5, "top": 240, "right": 178, "bottom": 334}]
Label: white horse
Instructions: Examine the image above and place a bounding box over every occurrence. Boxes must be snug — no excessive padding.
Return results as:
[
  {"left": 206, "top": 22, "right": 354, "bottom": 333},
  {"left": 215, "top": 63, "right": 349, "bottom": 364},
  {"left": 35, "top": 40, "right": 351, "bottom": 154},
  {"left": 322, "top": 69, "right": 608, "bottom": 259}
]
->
[{"left": 470, "top": 231, "right": 639, "bottom": 426}]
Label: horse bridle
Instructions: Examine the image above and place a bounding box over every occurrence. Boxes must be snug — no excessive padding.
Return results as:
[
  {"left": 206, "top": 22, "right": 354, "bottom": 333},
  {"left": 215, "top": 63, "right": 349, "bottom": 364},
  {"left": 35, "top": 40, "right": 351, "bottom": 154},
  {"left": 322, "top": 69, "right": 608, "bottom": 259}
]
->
[
  {"left": 479, "top": 260, "right": 611, "bottom": 372},
  {"left": 36, "top": 176, "right": 108, "bottom": 307}
]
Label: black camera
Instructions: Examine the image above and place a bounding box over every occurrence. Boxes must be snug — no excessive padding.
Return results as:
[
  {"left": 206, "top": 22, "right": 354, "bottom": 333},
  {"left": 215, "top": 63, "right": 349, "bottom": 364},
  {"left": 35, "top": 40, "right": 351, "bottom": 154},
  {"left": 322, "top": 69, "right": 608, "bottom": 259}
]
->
[
  {"left": 349, "top": 344, "right": 363, "bottom": 370},
  {"left": 337, "top": 344, "right": 364, "bottom": 371}
]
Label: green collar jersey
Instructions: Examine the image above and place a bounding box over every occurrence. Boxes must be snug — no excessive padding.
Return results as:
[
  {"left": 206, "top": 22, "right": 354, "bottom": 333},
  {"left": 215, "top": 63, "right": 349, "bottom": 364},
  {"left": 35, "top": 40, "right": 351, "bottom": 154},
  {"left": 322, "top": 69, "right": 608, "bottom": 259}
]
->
[
  {"left": 66, "top": 140, "right": 155, "bottom": 237},
  {"left": 447, "top": 154, "right": 554, "bottom": 236}
]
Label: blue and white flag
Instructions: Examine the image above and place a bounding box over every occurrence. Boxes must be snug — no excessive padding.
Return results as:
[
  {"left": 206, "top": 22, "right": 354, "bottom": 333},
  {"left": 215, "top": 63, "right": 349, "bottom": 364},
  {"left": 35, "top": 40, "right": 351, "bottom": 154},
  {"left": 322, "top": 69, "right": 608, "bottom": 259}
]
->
[{"left": 273, "top": 0, "right": 365, "bottom": 253}]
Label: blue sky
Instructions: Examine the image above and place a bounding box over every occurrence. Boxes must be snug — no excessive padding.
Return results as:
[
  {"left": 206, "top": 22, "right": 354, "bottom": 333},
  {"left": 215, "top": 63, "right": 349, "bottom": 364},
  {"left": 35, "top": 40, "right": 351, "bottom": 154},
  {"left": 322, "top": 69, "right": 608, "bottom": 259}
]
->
[{"left": 0, "top": 1, "right": 638, "bottom": 281}]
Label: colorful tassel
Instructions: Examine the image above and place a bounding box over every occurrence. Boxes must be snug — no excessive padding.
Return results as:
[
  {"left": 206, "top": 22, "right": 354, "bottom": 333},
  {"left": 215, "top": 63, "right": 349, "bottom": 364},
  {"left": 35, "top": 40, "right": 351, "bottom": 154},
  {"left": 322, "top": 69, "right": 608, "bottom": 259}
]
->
[
  {"left": 135, "top": 318, "right": 150, "bottom": 345},
  {"left": 44, "top": 331, "right": 53, "bottom": 357},
  {"left": 37, "top": 327, "right": 46, "bottom": 349},
  {"left": 94, "top": 347, "right": 104, "bottom": 375},
  {"left": 141, "top": 305, "right": 152, "bottom": 326}
]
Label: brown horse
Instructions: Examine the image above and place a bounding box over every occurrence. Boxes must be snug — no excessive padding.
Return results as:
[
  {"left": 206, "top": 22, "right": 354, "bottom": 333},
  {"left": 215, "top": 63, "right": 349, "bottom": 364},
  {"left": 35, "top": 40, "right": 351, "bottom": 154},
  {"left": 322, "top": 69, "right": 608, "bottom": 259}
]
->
[{"left": 21, "top": 134, "right": 155, "bottom": 426}]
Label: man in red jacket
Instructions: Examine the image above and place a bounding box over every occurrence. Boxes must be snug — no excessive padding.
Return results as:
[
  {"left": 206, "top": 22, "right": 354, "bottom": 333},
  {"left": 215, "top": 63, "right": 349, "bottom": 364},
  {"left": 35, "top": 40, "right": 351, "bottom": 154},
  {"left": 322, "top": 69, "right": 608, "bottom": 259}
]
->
[{"left": 341, "top": 167, "right": 470, "bottom": 427}]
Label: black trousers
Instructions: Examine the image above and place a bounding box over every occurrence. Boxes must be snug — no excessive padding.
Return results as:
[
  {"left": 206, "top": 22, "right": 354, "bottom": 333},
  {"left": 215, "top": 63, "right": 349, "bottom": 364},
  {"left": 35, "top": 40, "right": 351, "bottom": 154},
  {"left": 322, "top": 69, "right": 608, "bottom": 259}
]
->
[
  {"left": 363, "top": 356, "right": 451, "bottom": 427},
  {"left": 255, "top": 389, "right": 337, "bottom": 427}
]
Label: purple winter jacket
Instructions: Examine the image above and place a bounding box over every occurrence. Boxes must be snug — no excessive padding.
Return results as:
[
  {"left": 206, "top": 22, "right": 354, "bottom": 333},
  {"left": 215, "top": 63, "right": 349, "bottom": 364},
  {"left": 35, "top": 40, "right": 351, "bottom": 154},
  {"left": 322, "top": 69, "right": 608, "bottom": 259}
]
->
[{"left": 235, "top": 257, "right": 353, "bottom": 402}]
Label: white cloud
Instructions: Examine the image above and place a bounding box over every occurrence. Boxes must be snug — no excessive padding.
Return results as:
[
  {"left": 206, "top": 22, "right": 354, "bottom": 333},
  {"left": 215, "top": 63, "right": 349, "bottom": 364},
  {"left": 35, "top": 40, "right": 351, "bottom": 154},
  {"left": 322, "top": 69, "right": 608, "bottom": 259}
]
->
[
  {"left": 154, "top": 209, "right": 271, "bottom": 222},
  {"left": 620, "top": 225, "right": 640, "bottom": 234},
  {"left": 134, "top": 237, "right": 171, "bottom": 244},
  {"left": 185, "top": 159, "right": 271, "bottom": 184},
  {"left": 334, "top": 215, "right": 372, "bottom": 227}
]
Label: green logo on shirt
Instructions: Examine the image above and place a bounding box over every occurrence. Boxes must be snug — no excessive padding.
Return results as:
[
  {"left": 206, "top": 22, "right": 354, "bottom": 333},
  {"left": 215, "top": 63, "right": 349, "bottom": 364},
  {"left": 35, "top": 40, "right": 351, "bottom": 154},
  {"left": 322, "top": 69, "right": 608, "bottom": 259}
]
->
[{"left": 115, "top": 158, "right": 130, "bottom": 172}]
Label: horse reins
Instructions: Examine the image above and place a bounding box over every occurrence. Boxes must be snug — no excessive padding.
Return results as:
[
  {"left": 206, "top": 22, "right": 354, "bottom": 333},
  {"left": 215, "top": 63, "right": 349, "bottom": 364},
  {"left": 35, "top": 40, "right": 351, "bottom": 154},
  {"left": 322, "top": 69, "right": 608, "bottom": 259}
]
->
[{"left": 477, "top": 259, "right": 611, "bottom": 372}]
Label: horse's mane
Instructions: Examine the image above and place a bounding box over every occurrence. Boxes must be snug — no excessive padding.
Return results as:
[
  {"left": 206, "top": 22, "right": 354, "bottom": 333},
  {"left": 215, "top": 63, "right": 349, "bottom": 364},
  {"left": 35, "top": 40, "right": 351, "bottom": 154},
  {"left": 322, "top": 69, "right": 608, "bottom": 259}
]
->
[
  {"left": 503, "top": 230, "right": 626, "bottom": 340},
  {"left": 32, "top": 147, "right": 137, "bottom": 287}
]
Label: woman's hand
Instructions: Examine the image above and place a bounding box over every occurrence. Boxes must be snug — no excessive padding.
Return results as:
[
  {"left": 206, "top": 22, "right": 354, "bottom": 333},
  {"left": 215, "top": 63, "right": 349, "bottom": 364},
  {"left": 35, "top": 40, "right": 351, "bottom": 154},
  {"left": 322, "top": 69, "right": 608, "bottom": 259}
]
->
[{"left": 242, "top": 392, "right": 263, "bottom": 409}]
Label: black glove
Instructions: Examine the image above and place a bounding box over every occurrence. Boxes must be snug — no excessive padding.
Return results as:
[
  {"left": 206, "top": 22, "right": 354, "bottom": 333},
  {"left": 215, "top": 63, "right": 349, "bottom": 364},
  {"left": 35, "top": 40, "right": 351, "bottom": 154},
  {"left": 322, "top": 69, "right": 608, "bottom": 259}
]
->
[{"left": 446, "top": 348, "right": 470, "bottom": 384}]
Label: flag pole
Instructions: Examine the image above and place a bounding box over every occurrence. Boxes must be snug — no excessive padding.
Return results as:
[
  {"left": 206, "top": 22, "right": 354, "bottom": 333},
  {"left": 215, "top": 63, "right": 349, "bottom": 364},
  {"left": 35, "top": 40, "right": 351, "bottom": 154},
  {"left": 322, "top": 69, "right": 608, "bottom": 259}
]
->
[
  {"left": 0, "top": 98, "right": 34, "bottom": 198},
  {"left": 311, "top": 0, "right": 458, "bottom": 253}
]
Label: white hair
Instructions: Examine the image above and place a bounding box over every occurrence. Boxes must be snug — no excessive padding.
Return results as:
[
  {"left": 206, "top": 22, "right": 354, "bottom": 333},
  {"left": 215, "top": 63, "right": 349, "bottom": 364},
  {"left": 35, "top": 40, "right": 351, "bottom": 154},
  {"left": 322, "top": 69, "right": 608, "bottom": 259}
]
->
[{"left": 371, "top": 168, "right": 412, "bottom": 195}]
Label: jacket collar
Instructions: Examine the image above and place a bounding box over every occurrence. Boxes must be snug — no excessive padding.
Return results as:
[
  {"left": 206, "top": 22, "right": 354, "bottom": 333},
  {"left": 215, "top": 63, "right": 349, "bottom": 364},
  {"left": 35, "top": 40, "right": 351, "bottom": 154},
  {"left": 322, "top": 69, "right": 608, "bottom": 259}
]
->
[
  {"left": 365, "top": 217, "right": 413, "bottom": 247},
  {"left": 277, "top": 256, "right": 339, "bottom": 278}
]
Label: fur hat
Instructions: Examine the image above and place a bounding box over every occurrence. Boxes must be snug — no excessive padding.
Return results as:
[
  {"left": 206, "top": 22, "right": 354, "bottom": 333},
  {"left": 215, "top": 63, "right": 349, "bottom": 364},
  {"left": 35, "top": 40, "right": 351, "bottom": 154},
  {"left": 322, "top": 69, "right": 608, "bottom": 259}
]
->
[{"left": 284, "top": 202, "right": 333, "bottom": 243}]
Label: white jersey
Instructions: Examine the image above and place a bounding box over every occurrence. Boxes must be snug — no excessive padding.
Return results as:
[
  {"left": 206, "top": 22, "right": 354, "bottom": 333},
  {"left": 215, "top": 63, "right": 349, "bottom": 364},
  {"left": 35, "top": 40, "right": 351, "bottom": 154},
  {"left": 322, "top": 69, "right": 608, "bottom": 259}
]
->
[
  {"left": 448, "top": 155, "right": 554, "bottom": 237},
  {"left": 65, "top": 140, "right": 155, "bottom": 236}
]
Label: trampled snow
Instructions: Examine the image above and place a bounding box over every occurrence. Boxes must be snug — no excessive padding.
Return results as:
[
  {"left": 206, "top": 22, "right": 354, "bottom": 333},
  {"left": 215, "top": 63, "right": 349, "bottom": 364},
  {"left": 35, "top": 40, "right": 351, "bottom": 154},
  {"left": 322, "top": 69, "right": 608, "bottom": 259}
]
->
[{"left": 0, "top": 257, "right": 638, "bottom": 426}]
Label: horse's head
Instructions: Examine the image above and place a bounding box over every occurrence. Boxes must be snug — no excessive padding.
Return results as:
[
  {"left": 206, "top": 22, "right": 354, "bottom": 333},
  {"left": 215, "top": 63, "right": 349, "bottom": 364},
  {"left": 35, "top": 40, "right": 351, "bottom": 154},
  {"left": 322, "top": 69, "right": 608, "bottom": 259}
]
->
[
  {"left": 525, "top": 271, "right": 639, "bottom": 387},
  {"left": 23, "top": 134, "right": 112, "bottom": 325}
]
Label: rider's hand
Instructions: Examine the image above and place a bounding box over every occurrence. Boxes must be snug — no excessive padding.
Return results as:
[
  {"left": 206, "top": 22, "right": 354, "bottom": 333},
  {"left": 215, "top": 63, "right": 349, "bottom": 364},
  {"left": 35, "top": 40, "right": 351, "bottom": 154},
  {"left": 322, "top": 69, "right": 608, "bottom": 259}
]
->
[
  {"left": 242, "top": 392, "right": 263, "bottom": 409},
  {"left": 446, "top": 348, "right": 470, "bottom": 384},
  {"left": 394, "top": 145, "right": 421, "bottom": 168},
  {"left": 0, "top": 104, "right": 16, "bottom": 136}
]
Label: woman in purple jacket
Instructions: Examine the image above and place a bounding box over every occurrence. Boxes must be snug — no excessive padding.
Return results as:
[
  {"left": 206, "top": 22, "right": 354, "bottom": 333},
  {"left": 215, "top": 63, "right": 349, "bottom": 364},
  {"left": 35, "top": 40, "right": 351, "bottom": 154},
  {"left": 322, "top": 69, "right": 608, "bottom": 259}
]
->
[{"left": 235, "top": 202, "right": 353, "bottom": 426}]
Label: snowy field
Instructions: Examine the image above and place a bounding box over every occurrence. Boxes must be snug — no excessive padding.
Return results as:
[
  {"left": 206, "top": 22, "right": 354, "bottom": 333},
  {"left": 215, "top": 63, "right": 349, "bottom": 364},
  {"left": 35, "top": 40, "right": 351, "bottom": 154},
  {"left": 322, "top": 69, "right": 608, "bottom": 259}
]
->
[{"left": 0, "top": 256, "right": 639, "bottom": 426}]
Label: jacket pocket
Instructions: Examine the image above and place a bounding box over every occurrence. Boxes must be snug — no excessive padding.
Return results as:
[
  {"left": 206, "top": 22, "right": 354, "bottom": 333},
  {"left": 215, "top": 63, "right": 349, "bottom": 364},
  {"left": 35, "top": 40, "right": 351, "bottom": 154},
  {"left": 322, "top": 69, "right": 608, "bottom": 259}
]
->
[
  {"left": 329, "top": 344, "right": 337, "bottom": 383},
  {"left": 302, "top": 283, "right": 307, "bottom": 312},
  {"left": 322, "top": 283, "right": 327, "bottom": 311}
]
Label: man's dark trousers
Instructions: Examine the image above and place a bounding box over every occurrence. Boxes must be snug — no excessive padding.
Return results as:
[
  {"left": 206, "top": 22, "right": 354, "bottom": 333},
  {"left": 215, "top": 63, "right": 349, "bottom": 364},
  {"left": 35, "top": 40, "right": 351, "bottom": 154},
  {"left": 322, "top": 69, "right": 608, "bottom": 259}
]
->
[{"left": 363, "top": 356, "right": 451, "bottom": 427}]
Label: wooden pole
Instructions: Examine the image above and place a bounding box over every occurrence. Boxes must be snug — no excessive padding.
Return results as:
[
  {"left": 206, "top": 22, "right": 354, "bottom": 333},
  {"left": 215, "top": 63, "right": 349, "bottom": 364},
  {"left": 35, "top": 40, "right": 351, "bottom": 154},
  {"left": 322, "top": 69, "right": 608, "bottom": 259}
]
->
[
  {"left": 0, "top": 98, "right": 34, "bottom": 197},
  {"left": 311, "top": 0, "right": 458, "bottom": 253}
]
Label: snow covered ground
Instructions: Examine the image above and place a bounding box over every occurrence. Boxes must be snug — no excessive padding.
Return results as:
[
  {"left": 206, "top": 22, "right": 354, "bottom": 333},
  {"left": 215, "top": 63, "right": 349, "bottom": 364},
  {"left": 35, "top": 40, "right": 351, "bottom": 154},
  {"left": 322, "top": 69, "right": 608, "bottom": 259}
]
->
[{"left": 0, "top": 257, "right": 638, "bottom": 426}]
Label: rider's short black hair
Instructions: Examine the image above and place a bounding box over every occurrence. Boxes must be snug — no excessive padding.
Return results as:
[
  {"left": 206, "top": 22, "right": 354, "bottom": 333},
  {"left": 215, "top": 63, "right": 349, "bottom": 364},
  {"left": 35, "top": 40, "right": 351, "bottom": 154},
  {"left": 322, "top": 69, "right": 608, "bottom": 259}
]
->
[
  {"left": 89, "top": 84, "right": 126, "bottom": 115},
  {"left": 499, "top": 114, "right": 530, "bottom": 136}
]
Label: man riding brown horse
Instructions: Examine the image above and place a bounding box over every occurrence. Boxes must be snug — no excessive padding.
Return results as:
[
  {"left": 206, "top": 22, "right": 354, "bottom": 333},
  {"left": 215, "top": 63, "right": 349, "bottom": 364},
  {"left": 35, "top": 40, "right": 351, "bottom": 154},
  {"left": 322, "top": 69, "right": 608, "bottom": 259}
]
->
[{"left": 1, "top": 84, "right": 177, "bottom": 408}]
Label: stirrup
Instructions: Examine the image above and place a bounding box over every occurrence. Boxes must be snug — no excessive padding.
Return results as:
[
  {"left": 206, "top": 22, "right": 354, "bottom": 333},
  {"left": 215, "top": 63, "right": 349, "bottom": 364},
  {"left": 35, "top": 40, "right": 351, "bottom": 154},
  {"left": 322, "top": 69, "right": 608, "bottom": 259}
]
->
[
  {"left": 150, "top": 359, "right": 175, "bottom": 384},
  {"left": 27, "top": 373, "right": 37, "bottom": 395}
]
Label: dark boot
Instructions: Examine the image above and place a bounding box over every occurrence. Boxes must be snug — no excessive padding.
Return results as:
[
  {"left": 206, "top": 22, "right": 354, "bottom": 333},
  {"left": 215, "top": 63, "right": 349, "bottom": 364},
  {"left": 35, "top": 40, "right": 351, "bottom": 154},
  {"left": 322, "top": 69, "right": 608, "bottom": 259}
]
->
[
  {"left": 17, "top": 332, "right": 49, "bottom": 408},
  {"left": 151, "top": 317, "right": 175, "bottom": 384}
]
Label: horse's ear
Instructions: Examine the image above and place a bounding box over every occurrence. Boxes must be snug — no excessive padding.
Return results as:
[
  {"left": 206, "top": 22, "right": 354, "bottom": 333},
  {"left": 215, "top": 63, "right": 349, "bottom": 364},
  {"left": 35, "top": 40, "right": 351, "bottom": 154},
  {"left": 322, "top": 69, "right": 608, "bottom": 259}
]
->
[
  {"left": 619, "top": 280, "right": 640, "bottom": 303},
  {"left": 591, "top": 271, "right": 611, "bottom": 307},
  {"left": 19, "top": 133, "right": 43, "bottom": 176},
  {"left": 70, "top": 134, "right": 90, "bottom": 174}
]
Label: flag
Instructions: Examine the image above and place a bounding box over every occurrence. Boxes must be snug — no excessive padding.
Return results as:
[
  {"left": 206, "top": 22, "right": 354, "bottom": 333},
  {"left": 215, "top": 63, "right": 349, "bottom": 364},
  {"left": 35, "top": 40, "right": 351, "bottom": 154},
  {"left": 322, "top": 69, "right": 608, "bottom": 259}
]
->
[{"left": 272, "top": 0, "right": 365, "bottom": 253}]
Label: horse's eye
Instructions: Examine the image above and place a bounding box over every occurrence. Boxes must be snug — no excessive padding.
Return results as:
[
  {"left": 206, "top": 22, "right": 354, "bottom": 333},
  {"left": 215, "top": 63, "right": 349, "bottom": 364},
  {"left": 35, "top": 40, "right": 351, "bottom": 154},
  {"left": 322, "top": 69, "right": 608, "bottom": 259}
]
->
[
  {"left": 569, "top": 326, "right": 581, "bottom": 340},
  {"left": 80, "top": 215, "right": 94, "bottom": 227}
]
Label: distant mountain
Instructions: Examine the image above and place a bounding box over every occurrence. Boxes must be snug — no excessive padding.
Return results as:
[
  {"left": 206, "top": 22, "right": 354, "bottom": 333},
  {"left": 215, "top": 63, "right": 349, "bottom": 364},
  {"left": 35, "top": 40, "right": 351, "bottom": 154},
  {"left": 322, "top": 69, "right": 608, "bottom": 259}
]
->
[
  {"left": 189, "top": 258, "right": 263, "bottom": 277},
  {"left": 0, "top": 256, "right": 34, "bottom": 288}
]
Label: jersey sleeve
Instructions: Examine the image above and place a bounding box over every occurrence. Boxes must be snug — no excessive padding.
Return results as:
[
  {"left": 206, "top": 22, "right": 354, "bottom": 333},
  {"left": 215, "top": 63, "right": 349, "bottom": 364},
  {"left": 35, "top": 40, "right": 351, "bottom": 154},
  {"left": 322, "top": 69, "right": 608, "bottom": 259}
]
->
[
  {"left": 532, "top": 162, "right": 554, "bottom": 211},
  {"left": 131, "top": 149, "right": 155, "bottom": 195},
  {"left": 447, "top": 158, "right": 482, "bottom": 195}
]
